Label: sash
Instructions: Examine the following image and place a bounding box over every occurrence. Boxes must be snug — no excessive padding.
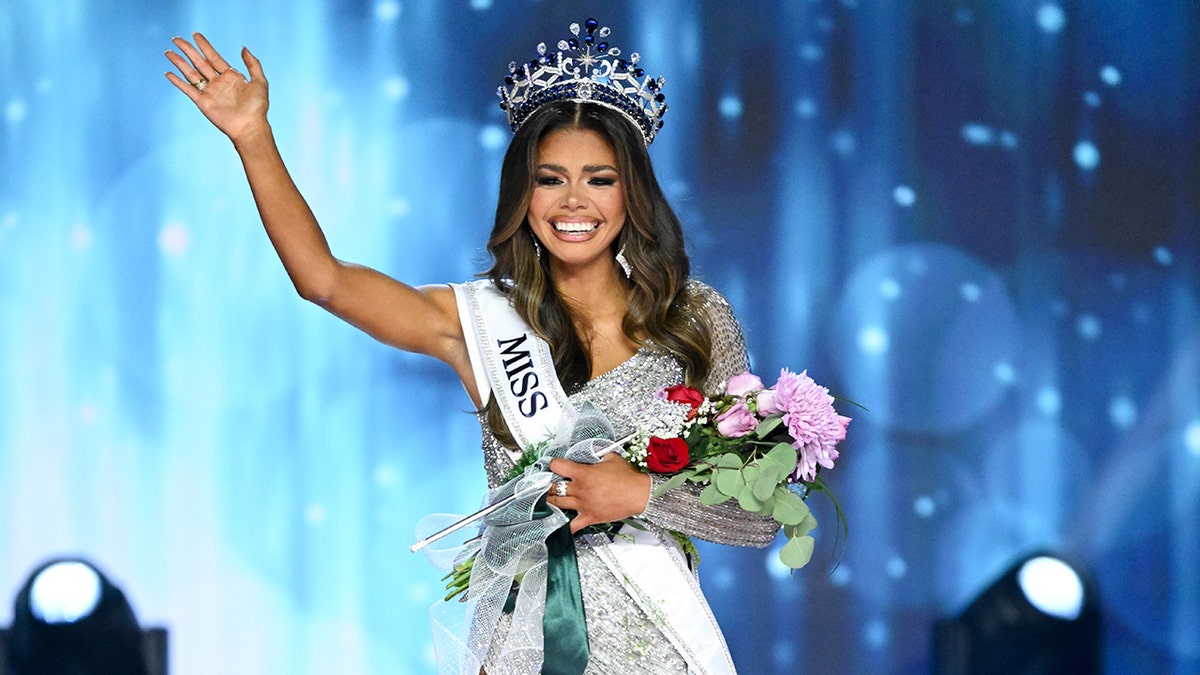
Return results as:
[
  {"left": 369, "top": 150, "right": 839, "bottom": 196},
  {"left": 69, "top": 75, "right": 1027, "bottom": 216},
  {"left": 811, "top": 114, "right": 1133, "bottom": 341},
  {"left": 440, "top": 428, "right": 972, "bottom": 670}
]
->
[
  {"left": 587, "top": 526, "right": 736, "bottom": 674},
  {"left": 452, "top": 280, "right": 577, "bottom": 461},
  {"left": 448, "top": 279, "right": 737, "bottom": 675}
]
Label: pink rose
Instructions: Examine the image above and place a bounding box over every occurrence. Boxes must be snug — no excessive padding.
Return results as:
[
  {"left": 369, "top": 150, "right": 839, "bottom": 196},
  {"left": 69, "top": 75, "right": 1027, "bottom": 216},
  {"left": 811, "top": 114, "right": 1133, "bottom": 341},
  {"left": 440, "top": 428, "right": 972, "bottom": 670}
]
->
[
  {"left": 755, "top": 388, "right": 782, "bottom": 415},
  {"left": 715, "top": 402, "right": 757, "bottom": 438},
  {"left": 646, "top": 436, "right": 690, "bottom": 473},
  {"left": 724, "top": 371, "right": 765, "bottom": 397}
]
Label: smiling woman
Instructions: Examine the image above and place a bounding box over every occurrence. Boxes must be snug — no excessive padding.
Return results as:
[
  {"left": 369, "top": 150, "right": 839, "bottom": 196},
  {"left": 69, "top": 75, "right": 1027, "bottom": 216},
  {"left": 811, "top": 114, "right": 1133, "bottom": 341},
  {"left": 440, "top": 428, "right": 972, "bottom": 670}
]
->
[
  {"left": 528, "top": 129, "right": 628, "bottom": 274},
  {"left": 164, "top": 17, "right": 775, "bottom": 675}
]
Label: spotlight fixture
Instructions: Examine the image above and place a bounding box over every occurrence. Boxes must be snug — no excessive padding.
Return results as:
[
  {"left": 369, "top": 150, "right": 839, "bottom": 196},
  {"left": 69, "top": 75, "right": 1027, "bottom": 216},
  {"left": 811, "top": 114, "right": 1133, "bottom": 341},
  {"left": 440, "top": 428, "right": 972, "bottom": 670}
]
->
[
  {"left": 2, "top": 557, "right": 166, "bottom": 675},
  {"left": 933, "top": 550, "right": 1102, "bottom": 675}
]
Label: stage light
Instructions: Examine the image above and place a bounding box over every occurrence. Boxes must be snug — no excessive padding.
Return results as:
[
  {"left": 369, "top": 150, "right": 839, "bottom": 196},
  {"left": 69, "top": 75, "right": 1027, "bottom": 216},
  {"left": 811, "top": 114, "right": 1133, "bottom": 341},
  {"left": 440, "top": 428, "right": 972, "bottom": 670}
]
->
[
  {"left": 933, "top": 550, "right": 1101, "bottom": 675},
  {"left": 28, "top": 561, "right": 103, "bottom": 624},
  {"left": 2, "top": 557, "right": 166, "bottom": 675},
  {"left": 1016, "top": 555, "right": 1084, "bottom": 621}
]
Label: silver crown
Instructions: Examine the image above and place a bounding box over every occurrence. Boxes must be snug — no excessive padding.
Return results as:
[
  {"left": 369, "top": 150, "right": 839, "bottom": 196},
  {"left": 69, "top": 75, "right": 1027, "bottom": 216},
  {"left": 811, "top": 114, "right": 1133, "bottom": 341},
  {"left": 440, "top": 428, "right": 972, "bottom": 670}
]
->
[{"left": 498, "top": 18, "right": 667, "bottom": 145}]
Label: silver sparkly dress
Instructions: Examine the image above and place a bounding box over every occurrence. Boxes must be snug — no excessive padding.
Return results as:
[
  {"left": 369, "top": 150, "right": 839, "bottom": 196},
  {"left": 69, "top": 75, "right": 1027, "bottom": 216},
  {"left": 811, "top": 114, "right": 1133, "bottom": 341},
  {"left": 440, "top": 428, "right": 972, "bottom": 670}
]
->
[{"left": 478, "top": 280, "right": 780, "bottom": 674}]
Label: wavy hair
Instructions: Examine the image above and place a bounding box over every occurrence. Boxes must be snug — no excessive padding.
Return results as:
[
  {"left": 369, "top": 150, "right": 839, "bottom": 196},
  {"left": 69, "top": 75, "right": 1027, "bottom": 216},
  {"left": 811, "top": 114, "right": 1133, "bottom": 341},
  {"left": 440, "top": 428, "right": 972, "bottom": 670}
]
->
[{"left": 481, "top": 101, "right": 712, "bottom": 447}]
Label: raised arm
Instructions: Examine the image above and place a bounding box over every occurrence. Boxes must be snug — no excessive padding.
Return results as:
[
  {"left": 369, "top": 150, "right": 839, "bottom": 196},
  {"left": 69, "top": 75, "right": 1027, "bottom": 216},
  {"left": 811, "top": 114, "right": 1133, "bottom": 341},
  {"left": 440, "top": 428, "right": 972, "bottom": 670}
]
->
[{"left": 165, "top": 34, "right": 476, "bottom": 401}]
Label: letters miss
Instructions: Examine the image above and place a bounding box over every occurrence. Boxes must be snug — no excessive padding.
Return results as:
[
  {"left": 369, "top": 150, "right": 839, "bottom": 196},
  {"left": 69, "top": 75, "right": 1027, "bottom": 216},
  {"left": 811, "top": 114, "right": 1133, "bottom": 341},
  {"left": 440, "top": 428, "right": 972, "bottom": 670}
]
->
[{"left": 496, "top": 334, "right": 549, "bottom": 418}]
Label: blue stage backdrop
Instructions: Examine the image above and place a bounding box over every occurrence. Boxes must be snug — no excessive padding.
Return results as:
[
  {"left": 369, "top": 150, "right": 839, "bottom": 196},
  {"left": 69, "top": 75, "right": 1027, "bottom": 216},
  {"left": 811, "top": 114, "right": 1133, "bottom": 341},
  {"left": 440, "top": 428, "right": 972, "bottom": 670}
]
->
[{"left": 1, "top": 1, "right": 1197, "bottom": 673}]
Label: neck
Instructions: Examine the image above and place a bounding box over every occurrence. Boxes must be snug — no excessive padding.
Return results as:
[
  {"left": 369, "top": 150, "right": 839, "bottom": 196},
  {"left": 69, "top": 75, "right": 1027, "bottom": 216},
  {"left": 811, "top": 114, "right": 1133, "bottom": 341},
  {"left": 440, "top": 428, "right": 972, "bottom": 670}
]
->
[{"left": 550, "top": 259, "right": 625, "bottom": 320}]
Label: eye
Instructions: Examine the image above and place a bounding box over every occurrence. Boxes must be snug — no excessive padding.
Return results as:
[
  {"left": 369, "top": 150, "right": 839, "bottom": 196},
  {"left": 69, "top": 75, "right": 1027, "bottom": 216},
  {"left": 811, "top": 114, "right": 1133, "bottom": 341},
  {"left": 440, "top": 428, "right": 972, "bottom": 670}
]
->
[
  {"left": 535, "top": 175, "right": 563, "bottom": 186},
  {"left": 589, "top": 176, "right": 617, "bottom": 186}
]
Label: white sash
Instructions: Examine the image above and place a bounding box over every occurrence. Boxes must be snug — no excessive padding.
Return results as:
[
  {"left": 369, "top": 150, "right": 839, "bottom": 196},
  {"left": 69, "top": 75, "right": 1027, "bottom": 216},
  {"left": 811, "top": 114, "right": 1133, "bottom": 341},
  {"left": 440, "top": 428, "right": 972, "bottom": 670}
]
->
[
  {"left": 450, "top": 279, "right": 736, "bottom": 674},
  {"left": 452, "top": 280, "right": 578, "bottom": 460},
  {"left": 587, "top": 526, "right": 736, "bottom": 674}
]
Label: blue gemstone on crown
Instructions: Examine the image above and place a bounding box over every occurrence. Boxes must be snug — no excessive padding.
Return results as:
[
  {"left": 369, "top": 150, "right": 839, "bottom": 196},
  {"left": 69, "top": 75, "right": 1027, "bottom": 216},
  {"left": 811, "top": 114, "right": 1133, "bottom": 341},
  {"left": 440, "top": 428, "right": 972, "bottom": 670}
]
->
[{"left": 496, "top": 18, "right": 668, "bottom": 145}]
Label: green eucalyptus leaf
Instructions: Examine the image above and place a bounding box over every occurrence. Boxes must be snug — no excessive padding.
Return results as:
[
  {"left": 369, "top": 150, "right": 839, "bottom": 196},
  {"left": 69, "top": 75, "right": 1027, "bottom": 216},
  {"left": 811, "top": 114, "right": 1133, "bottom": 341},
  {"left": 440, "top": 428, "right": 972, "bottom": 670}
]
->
[
  {"left": 737, "top": 484, "right": 763, "bottom": 512},
  {"left": 741, "top": 463, "right": 761, "bottom": 484},
  {"left": 772, "top": 488, "right": 811, "bottom": 526},
  {"left": 753, "top": 470, "right": 778, "bottom": 502},
  {"left": 794, "top": 510, "right": 818, "bottom": 536},
  {"left": 699, "top": 482, "right": 729, "bottom": 506},
  {"left": 716, "top": 453, "right": 743, "bottom": 469},
  {"left": 765, "top": 442, "right": 798, "bottom": 472},
  {"left": 779, "top": 535, "right": 815, "bottom": 569},
  {"left": 755, "top": 415, "right": 783, "bottom": 438},
  {"left": 761, "top": 461, "right": 789, "bottom": 488},
  {"left": 714, "top": 468, "right": 744, "bottom": 496}
]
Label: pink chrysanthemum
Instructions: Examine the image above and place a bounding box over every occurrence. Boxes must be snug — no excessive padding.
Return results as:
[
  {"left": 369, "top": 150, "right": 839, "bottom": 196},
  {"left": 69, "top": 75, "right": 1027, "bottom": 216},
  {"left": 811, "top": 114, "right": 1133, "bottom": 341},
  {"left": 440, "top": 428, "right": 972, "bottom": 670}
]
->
[{"left": 773, "top": 369, "right": 851, "bottom": 482}]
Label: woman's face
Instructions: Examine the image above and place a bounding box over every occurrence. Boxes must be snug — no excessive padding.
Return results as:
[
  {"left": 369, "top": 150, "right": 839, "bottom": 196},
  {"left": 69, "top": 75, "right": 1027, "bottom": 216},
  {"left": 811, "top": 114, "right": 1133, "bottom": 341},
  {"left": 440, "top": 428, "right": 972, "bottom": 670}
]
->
[{"left": 526, "top": 128, "right": 627, "bottom": 274}]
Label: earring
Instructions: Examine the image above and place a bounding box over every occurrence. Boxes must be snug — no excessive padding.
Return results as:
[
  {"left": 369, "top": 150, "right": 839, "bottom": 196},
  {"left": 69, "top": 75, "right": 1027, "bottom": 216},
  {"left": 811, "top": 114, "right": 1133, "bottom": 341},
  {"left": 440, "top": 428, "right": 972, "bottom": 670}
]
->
[
  {"left": 615, "top": 245, "right": 632, "bottom": 278},
  {"left": 532, "top": 233, "right": 543, "bottom": 261}
]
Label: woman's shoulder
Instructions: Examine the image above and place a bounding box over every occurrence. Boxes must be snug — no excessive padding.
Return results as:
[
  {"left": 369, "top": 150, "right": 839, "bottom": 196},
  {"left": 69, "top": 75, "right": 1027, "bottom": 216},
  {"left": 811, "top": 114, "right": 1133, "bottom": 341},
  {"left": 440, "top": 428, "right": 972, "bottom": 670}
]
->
[{"left": 683, "top": 277, "right": 738, "bottom": 318}]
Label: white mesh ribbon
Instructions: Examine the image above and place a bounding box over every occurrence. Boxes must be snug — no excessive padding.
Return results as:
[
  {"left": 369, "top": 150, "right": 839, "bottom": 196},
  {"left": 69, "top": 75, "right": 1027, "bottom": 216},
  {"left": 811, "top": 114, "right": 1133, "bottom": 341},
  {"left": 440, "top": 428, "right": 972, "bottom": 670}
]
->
[{"left": 417, "top": 403, "right": 620, "bottom": 675}]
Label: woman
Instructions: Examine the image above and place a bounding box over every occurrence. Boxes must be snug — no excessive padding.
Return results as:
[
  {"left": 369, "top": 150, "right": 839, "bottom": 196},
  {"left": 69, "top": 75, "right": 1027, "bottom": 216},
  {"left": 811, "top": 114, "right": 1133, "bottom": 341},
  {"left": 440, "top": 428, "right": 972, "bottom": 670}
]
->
[{"left": 165, "top": 21, "right": 777, "bottom": 674}]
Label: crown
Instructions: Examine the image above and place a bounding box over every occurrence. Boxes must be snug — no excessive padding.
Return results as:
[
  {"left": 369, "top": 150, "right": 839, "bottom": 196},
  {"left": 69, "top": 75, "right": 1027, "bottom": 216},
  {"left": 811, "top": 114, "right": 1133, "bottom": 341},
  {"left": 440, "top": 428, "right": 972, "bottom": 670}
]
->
[{"left": 497, "top": 18, "right": 668, "bottom": 145}]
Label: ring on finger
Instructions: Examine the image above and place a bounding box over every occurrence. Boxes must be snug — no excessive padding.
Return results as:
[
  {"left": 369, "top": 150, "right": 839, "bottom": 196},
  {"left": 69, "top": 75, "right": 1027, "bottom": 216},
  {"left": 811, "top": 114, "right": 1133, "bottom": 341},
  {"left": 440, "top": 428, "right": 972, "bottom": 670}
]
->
[
  {"left": 555, "top": 481, "right": 569, "bottom": 498},
  {"left": 194, "top": 77, "right": 208, "bottom": 91}
]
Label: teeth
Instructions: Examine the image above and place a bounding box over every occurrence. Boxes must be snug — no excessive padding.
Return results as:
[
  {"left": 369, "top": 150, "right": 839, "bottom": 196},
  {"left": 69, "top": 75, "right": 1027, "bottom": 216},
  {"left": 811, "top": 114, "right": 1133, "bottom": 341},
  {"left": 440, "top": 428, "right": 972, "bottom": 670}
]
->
[{"left": 553, "top": 221, "right": 599, "bottom": 233}]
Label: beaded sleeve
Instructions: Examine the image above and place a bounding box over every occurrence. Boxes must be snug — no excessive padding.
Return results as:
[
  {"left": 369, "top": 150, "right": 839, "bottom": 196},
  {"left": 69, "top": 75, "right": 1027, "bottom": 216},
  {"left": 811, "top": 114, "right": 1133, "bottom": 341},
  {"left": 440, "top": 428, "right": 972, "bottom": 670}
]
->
[{"left": 637, "top": 280, "right": 780, "bottom": 548}]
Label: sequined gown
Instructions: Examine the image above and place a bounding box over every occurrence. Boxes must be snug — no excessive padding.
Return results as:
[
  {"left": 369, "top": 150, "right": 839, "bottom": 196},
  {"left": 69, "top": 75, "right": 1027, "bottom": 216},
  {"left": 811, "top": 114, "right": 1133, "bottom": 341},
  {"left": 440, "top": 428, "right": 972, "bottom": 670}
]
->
[{"left": 477, "top": 280, "right": 780, "bottom": 674}]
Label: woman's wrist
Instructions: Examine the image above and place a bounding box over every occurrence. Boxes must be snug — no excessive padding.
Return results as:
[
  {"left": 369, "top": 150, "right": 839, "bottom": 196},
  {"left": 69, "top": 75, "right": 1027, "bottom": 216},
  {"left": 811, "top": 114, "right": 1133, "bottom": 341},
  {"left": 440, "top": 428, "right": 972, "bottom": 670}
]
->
[
  {"left": 231, "top": 120, "right": 275, "bottom": 154},
  {"left": 632, "top": 472, "right": 661, "bottom": 517}
]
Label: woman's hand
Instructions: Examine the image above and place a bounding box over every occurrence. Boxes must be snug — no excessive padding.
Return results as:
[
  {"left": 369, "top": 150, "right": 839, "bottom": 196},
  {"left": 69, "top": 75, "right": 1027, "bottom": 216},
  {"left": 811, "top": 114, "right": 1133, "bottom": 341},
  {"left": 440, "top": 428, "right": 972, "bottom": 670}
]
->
[
  {"left": 546, "top": 454, "right": 652, "bottom": 533},
  {"left": 165, "top": 33, "right": 269, "bottom": 145}
]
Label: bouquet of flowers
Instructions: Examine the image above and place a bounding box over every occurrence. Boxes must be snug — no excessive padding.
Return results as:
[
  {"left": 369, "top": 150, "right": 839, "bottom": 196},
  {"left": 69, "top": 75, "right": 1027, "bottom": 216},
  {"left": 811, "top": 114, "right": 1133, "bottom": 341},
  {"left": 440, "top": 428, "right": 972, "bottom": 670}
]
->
[
  {"left": 428, "top": 368, "right": 851, "bottom": 601},
  {"left": 625, "top": 368, "right": 852, "bottom": 570}
]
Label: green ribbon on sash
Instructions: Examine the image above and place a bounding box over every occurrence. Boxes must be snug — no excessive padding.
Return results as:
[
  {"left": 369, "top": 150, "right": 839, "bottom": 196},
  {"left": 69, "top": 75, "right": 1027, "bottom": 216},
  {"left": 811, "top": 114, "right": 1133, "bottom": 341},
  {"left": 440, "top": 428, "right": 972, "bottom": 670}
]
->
[{"left": 540, "top": 503, "right": 589, "bottom": 675}]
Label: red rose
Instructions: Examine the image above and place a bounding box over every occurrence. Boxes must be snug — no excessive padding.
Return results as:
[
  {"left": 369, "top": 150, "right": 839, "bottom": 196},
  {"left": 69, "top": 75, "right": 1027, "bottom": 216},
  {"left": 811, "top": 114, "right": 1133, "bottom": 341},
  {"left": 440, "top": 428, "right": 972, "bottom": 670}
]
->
[
  {"left": 663, "top": 384, "right": 705, "bottom": 419},
  {"left": 646, "top": 436, "right": 690, "bottom": 473}
]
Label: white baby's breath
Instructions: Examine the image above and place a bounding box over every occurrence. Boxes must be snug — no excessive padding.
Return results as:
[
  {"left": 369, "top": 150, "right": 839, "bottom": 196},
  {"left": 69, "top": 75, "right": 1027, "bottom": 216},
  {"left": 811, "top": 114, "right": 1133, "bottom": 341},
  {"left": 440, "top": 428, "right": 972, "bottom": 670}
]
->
[{"left": 627, "top": 397, "right": 694, "bottom": 468}]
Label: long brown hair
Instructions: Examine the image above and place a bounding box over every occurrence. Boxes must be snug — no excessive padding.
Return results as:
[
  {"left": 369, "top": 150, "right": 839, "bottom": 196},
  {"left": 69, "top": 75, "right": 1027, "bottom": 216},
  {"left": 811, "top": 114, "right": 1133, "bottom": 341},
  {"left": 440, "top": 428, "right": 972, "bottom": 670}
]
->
[{"left": 482, "top": 101, "right": 711, "bottom": 446}]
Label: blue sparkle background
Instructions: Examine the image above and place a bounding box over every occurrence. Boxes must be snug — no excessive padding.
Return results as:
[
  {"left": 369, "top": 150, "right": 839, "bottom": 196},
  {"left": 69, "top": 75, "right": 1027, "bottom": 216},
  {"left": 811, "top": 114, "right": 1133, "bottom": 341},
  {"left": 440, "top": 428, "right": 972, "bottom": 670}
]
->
[{"left": 1, "top": 1, "right": 1197, "bottom": 673}]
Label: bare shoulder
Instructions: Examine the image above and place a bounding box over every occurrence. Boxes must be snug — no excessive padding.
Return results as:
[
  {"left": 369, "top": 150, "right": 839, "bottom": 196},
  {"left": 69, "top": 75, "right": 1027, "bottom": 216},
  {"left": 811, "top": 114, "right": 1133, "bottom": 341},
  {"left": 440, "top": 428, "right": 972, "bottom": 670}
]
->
[{"left": 417, "top": 282, "right": 460, "bottom": 313}]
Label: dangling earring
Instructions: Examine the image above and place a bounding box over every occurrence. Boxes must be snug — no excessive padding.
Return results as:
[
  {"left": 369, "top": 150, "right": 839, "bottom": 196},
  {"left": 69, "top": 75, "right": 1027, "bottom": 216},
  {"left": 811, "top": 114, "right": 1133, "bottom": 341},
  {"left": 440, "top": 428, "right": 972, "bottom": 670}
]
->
[
  {"left": 615, "top": 244, "right": 632, "bottom": 278},
  {"left": 531, "top": 232, "right": 543, "bottom": 261}
]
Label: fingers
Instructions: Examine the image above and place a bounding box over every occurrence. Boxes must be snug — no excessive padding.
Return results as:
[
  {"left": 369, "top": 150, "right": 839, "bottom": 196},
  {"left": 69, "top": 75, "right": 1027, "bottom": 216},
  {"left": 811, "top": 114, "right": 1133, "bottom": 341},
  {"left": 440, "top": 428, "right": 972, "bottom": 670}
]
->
[
  {"left": 547, "top": 458, "right": 572, "bottom": 478},
  {"left": 163, "top": 70, "right": 202, "bottom": 103},
  {"left": 193, "top": 32, "right": 234, "bottom": 74},
  {"left": 164, "top": 47, "right": 205, "bottom": 92},
  {"left": 170, "top": 35, "right": 215, "bottom": 80},
  {"left": 242, "top": 47, "right": 267, "bottom": 84},
  {"left": 544, "top": 490, "right": 593, "bottom": 533},
  {"left": 568, "top": 514, "right": 596, "bottom": 534},
  {"left": 167, "top": 33, "right": 243, "bottom": 84},
  {"left": 165, "top": 34, "right": 261, "bottom": 103},
  {"left": 544, "top": 456, "right": 648, "bottom": 533}
]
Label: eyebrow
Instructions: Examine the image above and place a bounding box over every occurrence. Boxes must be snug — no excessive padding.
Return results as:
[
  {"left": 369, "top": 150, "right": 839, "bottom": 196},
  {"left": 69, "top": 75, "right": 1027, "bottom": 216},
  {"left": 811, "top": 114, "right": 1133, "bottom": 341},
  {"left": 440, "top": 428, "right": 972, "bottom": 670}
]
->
[{"left": 536, "top": 163, "right": 619, "bottom": 174}]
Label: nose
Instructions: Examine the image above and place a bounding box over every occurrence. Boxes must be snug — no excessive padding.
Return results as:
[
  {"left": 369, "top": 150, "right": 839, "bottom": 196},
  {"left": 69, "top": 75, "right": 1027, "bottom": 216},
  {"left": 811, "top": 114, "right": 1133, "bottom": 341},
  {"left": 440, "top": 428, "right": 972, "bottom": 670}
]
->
[{"left": 562, "top": 182, "right": 587, "bottom": 209}]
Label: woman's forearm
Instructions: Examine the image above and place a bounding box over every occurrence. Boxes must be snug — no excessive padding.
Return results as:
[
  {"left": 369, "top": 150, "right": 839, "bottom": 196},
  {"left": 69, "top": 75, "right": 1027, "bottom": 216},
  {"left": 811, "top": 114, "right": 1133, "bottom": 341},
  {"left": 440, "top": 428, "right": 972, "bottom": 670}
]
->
[{"left": 232, "top": 123, "right": 340, "bottom": 302}]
